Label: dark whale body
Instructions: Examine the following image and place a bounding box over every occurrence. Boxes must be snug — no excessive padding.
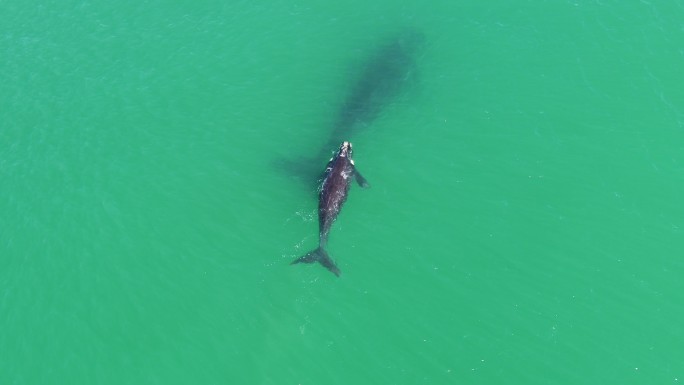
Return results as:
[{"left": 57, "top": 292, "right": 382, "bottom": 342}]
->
[{"left": 291, "top": 141, "right": 368, "bottom": 276}]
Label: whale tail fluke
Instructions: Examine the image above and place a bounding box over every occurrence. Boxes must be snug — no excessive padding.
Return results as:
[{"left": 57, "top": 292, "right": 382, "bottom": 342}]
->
[{"left": 291, "top": 247, "right": 341, "bottom": 277}]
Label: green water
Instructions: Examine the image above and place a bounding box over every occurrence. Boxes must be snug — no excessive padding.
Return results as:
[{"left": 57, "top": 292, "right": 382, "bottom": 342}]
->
[{"left": 2, "top": 1, "right": 683, "bottom": 384}]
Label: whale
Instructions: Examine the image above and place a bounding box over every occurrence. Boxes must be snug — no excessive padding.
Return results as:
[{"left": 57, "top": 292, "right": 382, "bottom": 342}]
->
[
  {"left": 278, "top": 29, "right": 424, "bottom": 185},
  {"left": 320, "top": 28, "right": 425, "bottom": 160},
  {"left": 291, "top": 141, "right": 369, "bottom": 276}
]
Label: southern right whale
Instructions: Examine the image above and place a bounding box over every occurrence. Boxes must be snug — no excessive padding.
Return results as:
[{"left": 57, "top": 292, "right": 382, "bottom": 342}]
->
[
  {"left": 279, "top": 29, "right": 425, "bottom": 184},
  {"left": 319, "top": 28, "right": 425, "bottom": 160},
  {"left": 291, "top": 141, "right": 369, "bottom": 276}
]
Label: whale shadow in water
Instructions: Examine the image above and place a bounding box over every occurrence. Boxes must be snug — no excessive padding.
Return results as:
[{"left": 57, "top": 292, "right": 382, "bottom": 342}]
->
[
  {"left": 325, "top": 28, "right": 425, "bottom": 156},
  {"left": 276, "top": 28, "right": 425, "bottom": 187}
]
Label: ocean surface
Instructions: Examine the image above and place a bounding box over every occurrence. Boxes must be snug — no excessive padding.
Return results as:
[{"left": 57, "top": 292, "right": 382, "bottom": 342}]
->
[{"left": 2, "top": 1, "right": 683, "bottom": 384}]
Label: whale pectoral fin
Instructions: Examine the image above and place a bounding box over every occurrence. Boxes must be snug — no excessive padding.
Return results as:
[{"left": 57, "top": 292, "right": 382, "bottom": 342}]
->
[
  {"left": 273, "top": 156, "right": 321, "bottom": 188},
  {"left": 354, "top": 169, "right": 370, "bottom": 188}
]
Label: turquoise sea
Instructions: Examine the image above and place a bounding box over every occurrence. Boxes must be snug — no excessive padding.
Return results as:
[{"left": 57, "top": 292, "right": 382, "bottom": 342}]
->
[{"left": 2, "top": 1, "right": 683, "bottom": 384}]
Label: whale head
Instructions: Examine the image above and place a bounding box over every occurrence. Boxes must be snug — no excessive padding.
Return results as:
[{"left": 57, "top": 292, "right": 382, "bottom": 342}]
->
[{"left": 338, "top": 141, "right": 353, "bottom": 158}]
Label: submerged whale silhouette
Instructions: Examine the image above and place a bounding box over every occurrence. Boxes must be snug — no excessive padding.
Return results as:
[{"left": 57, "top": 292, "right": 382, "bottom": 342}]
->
[
  {"left": 321, "top": 28, "right": 425, "bottom": 159},
  {"left": 278, "top": 29, "right": 425, "bottom": 184}
]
